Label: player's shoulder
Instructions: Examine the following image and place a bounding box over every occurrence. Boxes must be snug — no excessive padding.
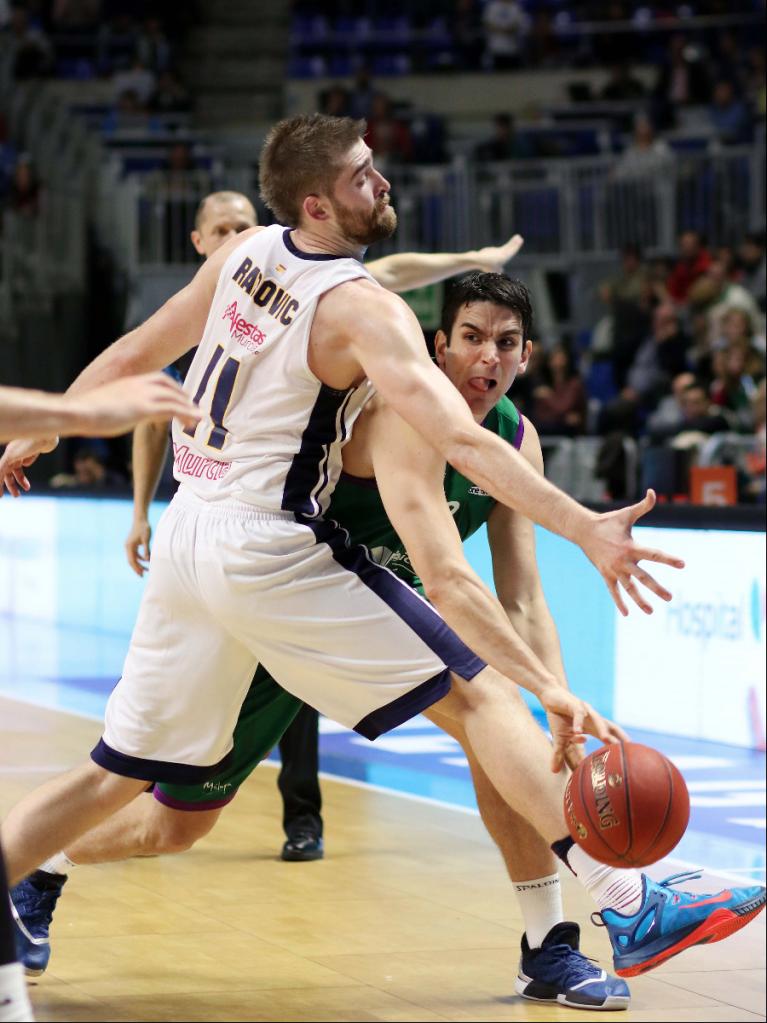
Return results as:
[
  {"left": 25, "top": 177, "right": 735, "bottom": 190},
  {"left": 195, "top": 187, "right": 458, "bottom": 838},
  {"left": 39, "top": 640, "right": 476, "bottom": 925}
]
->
[{"left": 317, "top": 274, "right": 412, "bottom": 328}]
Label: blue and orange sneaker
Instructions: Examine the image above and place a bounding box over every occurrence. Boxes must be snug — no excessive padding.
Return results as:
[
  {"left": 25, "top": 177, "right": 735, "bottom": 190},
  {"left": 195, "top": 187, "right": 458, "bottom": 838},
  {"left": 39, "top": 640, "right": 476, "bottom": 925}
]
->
[
  {"left": 515, "top": 922, "right": 631, "bottom": 1010},
  {"left": 598, "top": 871, "right": 766, "bottom": 978},
  {"left": 10, "top": 870, "right": 68, "bottom": 976}
]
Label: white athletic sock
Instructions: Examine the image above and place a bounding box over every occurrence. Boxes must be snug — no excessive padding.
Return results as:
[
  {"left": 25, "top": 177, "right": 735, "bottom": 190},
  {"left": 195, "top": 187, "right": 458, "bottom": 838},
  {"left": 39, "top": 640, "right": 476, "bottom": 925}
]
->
[
  {"left": 38, "top": 852, "right": 75, "bottom": 877},
  {"left": 0, "top": 962, "right": 34, "bottom": 1023},
  {"left": 566, "top": 843, "right": 644, "bottom": 916},
  {"left": 512, "top": 873, "right": 563, "bottom": 949}
]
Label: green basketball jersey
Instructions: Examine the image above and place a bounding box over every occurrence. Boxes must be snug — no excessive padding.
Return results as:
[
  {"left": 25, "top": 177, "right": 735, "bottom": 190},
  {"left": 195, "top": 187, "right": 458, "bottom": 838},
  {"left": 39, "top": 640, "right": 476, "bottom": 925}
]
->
[{"left": 328, "top": 395, "right": 524, "bottom": 587}]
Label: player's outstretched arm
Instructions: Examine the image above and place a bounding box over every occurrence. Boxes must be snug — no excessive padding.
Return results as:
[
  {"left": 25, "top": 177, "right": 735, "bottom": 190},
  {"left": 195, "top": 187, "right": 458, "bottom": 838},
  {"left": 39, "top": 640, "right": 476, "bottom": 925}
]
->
[
  {"left": 125, "top": 419, "right": 170, "bottom": 576},
  {"left": 368, "top": 402, "right": 627, "bottom": 770},
  {"left": 0, "top": 375, "right": 200, "bottom": 496},
  {"left": 365, "top": 233, "right": 524, "bottom": 293},
  {"left": 330, "top": 281, "right": 684, "bottom": 615},
  {"left": 0, "top": 228, "right": 261, "bottom": 496}
]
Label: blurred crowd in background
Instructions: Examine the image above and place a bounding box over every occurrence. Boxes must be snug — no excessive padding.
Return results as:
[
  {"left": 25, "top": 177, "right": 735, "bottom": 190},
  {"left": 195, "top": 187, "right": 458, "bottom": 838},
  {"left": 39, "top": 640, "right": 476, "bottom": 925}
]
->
[{"left": 0, "top": 0, "right": 764, "bottom": 505}]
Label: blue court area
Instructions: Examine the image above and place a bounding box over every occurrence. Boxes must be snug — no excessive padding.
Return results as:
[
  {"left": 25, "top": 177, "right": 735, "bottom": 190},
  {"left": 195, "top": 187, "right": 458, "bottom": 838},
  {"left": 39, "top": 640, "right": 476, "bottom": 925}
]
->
[{"left": 1, "top": 612, "right": 764, "bottom": 886}]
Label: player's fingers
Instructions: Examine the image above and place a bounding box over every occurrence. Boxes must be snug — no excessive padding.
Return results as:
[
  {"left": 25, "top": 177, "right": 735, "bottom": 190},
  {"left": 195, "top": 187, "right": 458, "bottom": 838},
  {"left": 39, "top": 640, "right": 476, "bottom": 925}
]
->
[
  {"left": 503, "top": 233, "right": 524, "bottom": 259},
  {"left": 125, "top": 541, "right": 143, "bottom": 576},
  {"left": 632, "top": 545, "right": 685, "bottom": 569},
  {"left": 607, "top": 578, "right": 628, "bottom": 617},
  {"left": 632, "top": 565, "right": 673, "bottom": 602},
  {"left": 621, "top": 576, "right": 653, "bottom": 615},
  {"left": 12, "top": 465, "right": 30, "bottom": 493},
  {"left": 565, "top": 744, "right": 586, "bottom": 771},
  {"left": 551, "top": 745, "right": 566, "bottom": 774},
  {"left": 627, "top": 488, "right": 656, "bottom": 524},
  {"left": 607, "top": 721, "right": 630, "bottom": 743}
]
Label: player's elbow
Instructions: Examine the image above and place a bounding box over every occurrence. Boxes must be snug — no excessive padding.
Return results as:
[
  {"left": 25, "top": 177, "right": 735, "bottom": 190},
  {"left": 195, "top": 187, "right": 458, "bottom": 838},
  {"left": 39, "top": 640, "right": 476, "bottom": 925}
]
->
[
  {"left": 420, "top": 559, "right": 474, "bottom": 610},
  {"left": 441, "top": 425, "right": 483, "bottom": 481}
]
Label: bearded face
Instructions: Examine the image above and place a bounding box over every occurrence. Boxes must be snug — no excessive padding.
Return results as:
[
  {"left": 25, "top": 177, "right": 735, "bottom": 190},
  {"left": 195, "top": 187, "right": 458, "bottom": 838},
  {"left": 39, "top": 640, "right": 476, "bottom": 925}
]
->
[{"left": 330, "top": 193, "right": 398, "bottom": 246}]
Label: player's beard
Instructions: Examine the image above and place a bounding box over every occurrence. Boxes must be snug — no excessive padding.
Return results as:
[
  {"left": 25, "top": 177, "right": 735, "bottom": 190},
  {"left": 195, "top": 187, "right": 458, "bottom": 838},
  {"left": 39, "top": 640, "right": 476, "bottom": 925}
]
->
[{"left": 331, "top": 195, "right": 398, "bottom": 246}]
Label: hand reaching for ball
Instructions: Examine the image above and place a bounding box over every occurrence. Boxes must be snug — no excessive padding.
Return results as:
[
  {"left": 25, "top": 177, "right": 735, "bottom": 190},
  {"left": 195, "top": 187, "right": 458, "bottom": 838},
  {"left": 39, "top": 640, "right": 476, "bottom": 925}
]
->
[{"left": 540, "top": 685, "right": 629, "bottom": 774}]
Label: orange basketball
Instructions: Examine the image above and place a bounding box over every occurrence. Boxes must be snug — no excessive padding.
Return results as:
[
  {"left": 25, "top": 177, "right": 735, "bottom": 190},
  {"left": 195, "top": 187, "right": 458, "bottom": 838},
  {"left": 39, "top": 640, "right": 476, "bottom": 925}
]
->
[{"left": 563, "top": 742, "right": 690, "bottom": 868}]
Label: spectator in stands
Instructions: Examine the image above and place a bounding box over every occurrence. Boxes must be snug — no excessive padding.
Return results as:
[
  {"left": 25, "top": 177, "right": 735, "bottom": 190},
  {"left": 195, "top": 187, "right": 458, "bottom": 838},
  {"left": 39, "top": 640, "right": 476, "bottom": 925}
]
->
[
  {"left": 600, "top": 64, "right": 646, "bottom": 102},
  {"left": 365, "top": 93, "right": 413, "bottom": 166},
  {"left": 531, "top": 344, "right": 587, "bottom": 436},
  {"left": 8, "top": 154, "right": 40, "bottom": 217},
  {"left": 709, "top": 343, "right": 761, "bottom": 432},
  {"left": 8, "top": 3, "right": 53, "bottom": 78},
  {"left": 598, "top": 243, "right": 654, "bottom": 387},
  {"left": 474, "top": 113, "right": 533, "bottom": 162},
  {"left": 348, "top": 67, "right": 376, "bottom": 120},
  {"left": 319, "top": 84, "right": 351, "bottom": 118},
  {"left": 647, "top": 378, "right": 729, "bottom": 445},
  {"left": 666, "top": 229, "right": 711, "bottom": 304},
  {"left": 708, "top": 79, "right": 751, "bottom": 145},
  {"left": 688, "top": 258, "right": 764, "bottom": 350},
  {"left": 96, "top": 10, "right": 137, "bottom": 73},
  {"left": 136, "top": 15, "right": 171, "bottom": 75},
  {"left": 482, "top": 0, "right": 530, "bottom": 71},
  {"left": 613, "top": 114, "right": 673, "bottom": 180},
  {"left": 150, "top": 68, "right": 191, "bottom": 114},
  {"left": 743, "top": 379, "right": 766, "bottom": 502},
  {"left": 625, "top": 302, "right": 691, "bottom": 408},
  {"left": 652, "top": 34, "right": 711, "bottom": 128},
  {"left": 737, "top": 233, "right": 766, "bottom": 312},
  {"left": 103, "top": 88, "right": 155, "bottom": 135},
  {"left": 646, "top": 370, "right": 697, "bottom": 438},
  {"left": 112, "top": 55, "right": 156, "bottom": 106},
  {"left": 714, "top": 307, "right": 766, "bottom": 363},
  {"left": 50, "top": 441, "right": 127, "bottom": 490}
]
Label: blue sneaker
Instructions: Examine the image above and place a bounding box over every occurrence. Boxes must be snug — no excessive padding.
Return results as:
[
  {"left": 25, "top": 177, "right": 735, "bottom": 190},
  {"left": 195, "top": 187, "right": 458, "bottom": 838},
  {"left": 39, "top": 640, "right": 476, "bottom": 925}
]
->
[
  {"left": 515, "top": 921, "right": 630, "bottom": 1011},
  {"left": 10, "top": 870, "right": 68, "bottom": 976},
  {"left": 598, "top": 871, "right": 767, "bottom": 978}
]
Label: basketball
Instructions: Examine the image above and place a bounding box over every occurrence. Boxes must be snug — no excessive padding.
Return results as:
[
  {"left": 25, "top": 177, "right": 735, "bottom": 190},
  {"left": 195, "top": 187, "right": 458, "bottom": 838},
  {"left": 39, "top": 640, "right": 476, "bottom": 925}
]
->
[{"left": 564, "top": 742, "right": 690, "bottom": 868}]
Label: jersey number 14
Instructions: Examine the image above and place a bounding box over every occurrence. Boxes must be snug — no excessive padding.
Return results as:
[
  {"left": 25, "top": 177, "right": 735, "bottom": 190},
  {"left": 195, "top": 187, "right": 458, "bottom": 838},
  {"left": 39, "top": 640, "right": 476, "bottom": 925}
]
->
[{"left": 183, "top": 344, "right": 241, "bottom": 450}]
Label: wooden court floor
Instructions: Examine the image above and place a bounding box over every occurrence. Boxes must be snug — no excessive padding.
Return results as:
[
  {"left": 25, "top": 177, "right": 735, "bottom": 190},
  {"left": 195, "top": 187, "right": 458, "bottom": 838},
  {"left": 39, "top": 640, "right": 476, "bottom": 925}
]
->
[{"left": 1, "top": 696, "right": 765, "bottom": 1023}]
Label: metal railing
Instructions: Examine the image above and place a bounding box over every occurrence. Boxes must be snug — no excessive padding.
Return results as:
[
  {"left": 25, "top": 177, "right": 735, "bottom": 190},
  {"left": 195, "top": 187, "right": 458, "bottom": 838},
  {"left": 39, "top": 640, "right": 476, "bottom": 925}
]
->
[{"left": 539, "top": 435, "right": 639, "bottom": 503}]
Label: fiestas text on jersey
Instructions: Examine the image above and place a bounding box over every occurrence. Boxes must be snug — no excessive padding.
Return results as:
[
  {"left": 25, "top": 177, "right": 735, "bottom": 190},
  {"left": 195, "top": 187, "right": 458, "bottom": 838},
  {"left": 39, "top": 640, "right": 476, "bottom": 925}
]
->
[
  {"left": 231, "top": 257, "right": 299, "bottom": 324},
  {"left": 222, "top": 301, "right": 268, "bottom": 353}
]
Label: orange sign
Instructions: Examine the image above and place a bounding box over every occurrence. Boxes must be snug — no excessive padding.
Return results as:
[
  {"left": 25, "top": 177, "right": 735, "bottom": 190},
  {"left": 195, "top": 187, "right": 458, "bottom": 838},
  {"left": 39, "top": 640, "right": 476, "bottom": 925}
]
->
[{"left": 689, "top": 465, "right": 737, "bottom": 506}]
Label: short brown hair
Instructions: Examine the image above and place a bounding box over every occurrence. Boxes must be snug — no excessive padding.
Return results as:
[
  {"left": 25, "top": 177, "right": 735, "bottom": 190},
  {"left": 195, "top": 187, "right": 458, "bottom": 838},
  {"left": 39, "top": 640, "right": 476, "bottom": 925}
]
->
[{"left": 259, "top": 114, "right": 366, "bottom": 227}]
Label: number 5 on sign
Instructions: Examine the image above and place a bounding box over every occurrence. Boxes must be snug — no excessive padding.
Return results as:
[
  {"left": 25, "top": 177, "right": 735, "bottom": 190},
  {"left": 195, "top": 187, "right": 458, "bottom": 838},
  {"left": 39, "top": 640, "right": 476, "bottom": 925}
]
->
[{"left": 183, "top": 345, "right": 241, "bottom": 450}]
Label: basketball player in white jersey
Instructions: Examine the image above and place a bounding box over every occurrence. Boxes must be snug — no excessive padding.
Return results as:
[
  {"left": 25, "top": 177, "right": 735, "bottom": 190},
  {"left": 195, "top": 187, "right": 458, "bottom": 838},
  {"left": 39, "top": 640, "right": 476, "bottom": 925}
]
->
[{"left": 0, "top": 115, "right": 683, "bottom": 892}]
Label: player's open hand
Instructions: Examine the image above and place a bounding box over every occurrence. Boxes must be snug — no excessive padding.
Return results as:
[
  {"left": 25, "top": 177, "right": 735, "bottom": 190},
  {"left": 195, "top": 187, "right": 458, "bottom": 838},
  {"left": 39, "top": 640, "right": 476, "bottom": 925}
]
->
[
  {"left": 125, "top": 516, "right": 152, "bottom": 576},
  {"left": 540, "top": 686, "right": 629, "bottom": 773},
  {"left": 470, "top": 234, "right": 524, "bottom": 272},
  {"left": 581, "top": 490, "right": 685, "bottom": 616},
  {"left": 70, "top": 374, "right": 201, "bottom": 439},
  {"left": 0, "top": 437, "right": 56, "bottom": 497}
]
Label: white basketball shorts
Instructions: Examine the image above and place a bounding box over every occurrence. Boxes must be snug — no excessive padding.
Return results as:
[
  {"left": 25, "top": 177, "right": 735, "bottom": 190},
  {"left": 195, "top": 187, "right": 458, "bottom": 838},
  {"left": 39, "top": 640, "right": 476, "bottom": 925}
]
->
[{"left": 92, "top": 488, "right": 485, "bottom": 783}]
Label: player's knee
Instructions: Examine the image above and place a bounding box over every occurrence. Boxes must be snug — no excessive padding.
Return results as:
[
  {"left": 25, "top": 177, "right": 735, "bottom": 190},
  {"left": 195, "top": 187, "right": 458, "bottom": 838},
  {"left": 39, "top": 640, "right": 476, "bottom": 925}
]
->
[
  {"left": 143, "top": 809, "right": 217, "bottom": 855},
  {"left": 454, "top": 666, "right": 525, "bottom": 715}
]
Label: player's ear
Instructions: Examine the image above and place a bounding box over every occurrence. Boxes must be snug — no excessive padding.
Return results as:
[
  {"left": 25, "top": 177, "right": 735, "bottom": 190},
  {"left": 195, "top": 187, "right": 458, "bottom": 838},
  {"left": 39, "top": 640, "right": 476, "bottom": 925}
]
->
[
  {"left": 434, "top": 330, "right": 448, "bottom": 368},
  {"left": 517, "top": 339, "right": 533, "bottom": 375},
  {"left": 190, "top": 230, "right": 205, "bottom": 256},
  {"left": 303, "top": 194, "right": 330, "bottom": 222}
]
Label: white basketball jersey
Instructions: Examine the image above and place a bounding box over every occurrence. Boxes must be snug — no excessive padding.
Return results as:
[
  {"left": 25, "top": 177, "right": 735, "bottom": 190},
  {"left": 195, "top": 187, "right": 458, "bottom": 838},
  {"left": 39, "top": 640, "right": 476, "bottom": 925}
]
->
[{"left": 171, "top": 224, "right": 377, "bottom": 516}]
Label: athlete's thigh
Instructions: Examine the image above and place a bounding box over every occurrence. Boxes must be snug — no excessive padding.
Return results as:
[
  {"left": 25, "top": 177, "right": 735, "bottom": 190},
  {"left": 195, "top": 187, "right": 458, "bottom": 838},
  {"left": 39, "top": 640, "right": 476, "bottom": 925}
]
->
[
  {"left": 155, "top": 665, "right": 303, "bottom": 810},
  {"left": 97, "top": 497, "right": 258, "bottom": 781}
]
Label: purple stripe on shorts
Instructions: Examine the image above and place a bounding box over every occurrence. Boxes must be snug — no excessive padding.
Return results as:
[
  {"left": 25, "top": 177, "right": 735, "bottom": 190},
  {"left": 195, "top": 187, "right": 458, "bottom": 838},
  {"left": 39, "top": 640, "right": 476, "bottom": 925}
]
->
[
  {"left": 153, "top": 787, "right": 237, "bottom": 812},
  {"left": 91, "top": 738, "right": 232, "bottom": 785},
  {"left": 354, "top": 668, "right": 452, "bottom": 740},
  {"left": 303, "top": 515, "right": 486, "bottom": 688}
]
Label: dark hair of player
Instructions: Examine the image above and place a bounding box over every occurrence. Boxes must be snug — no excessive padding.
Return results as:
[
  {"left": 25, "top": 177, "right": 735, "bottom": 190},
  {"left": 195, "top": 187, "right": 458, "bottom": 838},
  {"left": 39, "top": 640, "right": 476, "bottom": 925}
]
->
[
  {"left": 259, "top": 114, "right": 367, "bottom": 227},
  {"left": 440, "top": 272, "right": 533, "bottom": 342}
]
